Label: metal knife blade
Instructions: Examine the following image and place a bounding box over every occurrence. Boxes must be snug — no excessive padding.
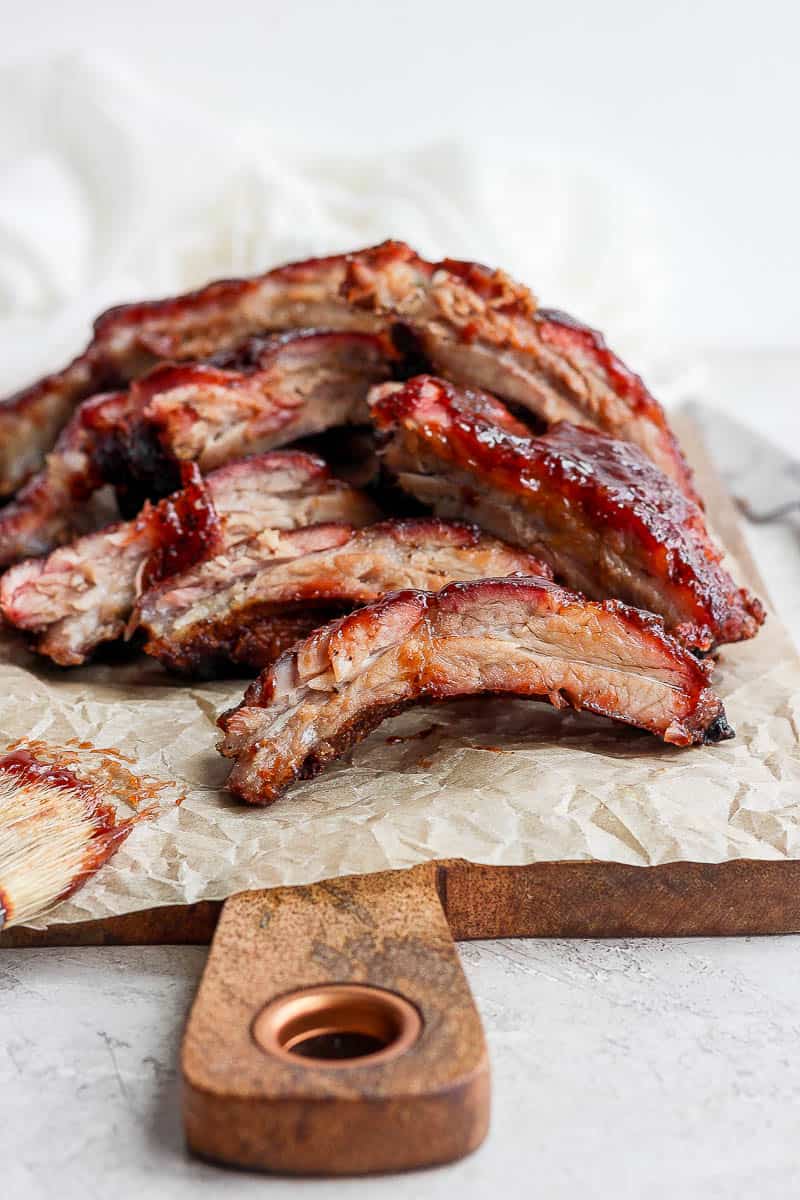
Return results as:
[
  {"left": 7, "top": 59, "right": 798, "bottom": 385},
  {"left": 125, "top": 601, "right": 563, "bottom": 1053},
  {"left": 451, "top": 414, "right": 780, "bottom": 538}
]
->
[{"left": 684, "top": 401, "right": 800, "bottom": 522}]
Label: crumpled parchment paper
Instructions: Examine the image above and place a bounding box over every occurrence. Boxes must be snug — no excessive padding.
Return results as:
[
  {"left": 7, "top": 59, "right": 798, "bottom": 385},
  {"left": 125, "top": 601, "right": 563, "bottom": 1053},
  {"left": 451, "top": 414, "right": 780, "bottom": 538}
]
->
[{"left": 3, "top": 419, "right": 798, "bottom": 928}]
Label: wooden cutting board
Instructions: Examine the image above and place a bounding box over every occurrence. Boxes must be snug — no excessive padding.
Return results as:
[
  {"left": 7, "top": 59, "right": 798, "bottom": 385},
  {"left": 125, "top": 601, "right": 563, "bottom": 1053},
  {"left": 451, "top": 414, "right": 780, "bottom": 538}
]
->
[
  {"left": 3, "top": 411, "right": 799, "bottom": 950},
  {"left": 4, "top": 412, "right": 799, "bottom": 1175}
]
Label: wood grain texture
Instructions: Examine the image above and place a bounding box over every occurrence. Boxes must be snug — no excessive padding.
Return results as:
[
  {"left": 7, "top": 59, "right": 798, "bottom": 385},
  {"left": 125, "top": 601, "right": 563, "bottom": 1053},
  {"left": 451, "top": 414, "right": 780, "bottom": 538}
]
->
[
  {"left": 7, "top": 857, "right": 800, "bottom": 947},
  {"left": 441, "top": 858, "right": 800, "bottom": 938},
  {"left": 181, "top": 863, "right": 489, "bottom": 1174}
]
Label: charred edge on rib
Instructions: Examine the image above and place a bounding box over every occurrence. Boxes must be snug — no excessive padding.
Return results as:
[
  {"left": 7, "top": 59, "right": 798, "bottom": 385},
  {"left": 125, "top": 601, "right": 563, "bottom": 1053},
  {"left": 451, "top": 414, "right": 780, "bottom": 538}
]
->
[{"left": 703, "top": 714, "right": 736, "bottom": 744}]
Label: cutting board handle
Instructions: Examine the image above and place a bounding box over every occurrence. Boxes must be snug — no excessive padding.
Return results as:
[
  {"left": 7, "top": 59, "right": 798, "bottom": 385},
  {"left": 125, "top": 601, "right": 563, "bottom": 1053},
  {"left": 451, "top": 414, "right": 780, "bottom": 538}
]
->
[{"left": 181, "top": 862, "right": 490, "bottom": 1175}]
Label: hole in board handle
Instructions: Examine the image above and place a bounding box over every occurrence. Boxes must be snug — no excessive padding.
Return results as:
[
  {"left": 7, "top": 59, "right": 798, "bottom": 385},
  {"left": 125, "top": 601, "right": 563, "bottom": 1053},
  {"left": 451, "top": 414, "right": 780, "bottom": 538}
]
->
[{"left": 251, "top": 984, "right": 422, "bottom": 1068}]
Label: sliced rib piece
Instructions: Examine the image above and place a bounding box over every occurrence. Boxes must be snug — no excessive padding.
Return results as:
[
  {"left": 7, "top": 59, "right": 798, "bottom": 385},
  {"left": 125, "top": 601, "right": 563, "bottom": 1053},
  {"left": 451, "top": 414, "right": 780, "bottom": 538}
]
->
[
  {"left": 193, "top": 451, "right": 379, "bottom": 545},
  {"left": 0, "top": 391, "right": 133, "bottom": 567},
  {"left": 369, "top": 376, "right": 764, "bottom": 651},
  {"left": 0, "top": 330, "right": 392, "bottom": 565},
  {"left": 218, "top": 577, "right": 733, "bottom": 805},
  {"left": 134, "top": 518, "right": 550, "bottom": 676},
  {"left": 0, "top": 242, "right": 693, "bottom": 498},
  {"left": 0, "top": 357, "right": 97, "bottom": 500},
  {"left": 0, "top": 453, "right": 379, "bottom": 667},
  {"left": 140, "top": 330, "right": 393, "bottom": 473},
  {"left": 0, "top": 467, "right": 216, "bottom": 667},
  {"left": 340, "top": 245, "right": 697, "bottom": 498}
]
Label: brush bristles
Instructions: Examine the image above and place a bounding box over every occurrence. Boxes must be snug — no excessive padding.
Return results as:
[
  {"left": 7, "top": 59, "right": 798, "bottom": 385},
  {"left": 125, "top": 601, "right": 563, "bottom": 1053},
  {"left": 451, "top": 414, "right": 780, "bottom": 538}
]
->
[{"left": 0, "top": 772, "right": 129, "bottom": 928}]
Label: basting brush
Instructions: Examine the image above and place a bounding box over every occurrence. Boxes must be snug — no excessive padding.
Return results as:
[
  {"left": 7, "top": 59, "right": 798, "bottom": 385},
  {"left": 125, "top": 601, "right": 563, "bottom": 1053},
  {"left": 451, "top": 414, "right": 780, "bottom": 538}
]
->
[{"left": 0, "top": 740, "right": 162, "bottom": 930}]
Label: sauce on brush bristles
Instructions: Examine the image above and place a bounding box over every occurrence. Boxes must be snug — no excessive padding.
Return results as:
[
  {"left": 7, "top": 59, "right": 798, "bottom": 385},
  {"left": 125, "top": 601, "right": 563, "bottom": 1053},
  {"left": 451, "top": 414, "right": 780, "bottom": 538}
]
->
[{"left": 0, "top": 743, "right": 168, "bottom": 929}]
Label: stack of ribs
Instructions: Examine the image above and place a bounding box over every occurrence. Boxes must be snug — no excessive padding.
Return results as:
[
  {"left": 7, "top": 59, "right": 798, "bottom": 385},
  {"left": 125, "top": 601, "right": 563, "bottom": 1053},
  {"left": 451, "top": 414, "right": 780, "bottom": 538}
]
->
[
  {"left": 0, "top": 241, "right": 764, "bottom": 804},
  {"left": 0, "top": 452, "right": 378, "bottom": 666},
  {"left": 0, "top": 329, "right": 393, "bottom": 566}
]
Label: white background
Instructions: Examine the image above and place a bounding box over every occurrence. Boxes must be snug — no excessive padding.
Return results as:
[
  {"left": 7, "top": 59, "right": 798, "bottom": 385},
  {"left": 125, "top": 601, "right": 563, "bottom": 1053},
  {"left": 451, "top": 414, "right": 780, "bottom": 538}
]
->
[
  {"left": 3, "top": 7, "right": 800, "bottom": 1198},
  {"left": 2, "top": 0, "right": 798, "bottom": 350}
]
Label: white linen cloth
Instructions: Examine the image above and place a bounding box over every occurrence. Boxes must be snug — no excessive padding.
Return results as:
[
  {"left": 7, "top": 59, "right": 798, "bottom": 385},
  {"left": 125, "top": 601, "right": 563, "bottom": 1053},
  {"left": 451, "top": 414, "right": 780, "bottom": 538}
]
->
[{"left": 0, "top": 54, "right": 685, "bottom": 398}]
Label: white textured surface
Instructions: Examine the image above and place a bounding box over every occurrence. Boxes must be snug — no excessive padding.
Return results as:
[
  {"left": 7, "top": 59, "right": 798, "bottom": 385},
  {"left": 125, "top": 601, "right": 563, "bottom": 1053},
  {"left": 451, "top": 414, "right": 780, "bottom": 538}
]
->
[{"left": 3, "top": 937, "right": 800, "bottom": 1200}]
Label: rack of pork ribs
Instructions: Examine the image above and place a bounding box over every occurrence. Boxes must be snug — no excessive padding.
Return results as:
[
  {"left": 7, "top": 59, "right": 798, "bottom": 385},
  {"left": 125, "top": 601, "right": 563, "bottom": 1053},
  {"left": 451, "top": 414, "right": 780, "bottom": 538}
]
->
[{"left": 0, "top": 241, "right": 763, "bottom": 804}]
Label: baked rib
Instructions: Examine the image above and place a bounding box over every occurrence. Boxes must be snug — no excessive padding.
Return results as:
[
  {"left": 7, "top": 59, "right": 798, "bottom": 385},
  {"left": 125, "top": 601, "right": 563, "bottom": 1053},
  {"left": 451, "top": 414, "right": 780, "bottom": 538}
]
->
[
  {"left": 134, "top": 518, "right": 551, "bottom": 676},
  {"left": 0, "top": 242, "right": 693, "bottom": 497},
  {"left": 218, "top": 577, "right": 733, "bottom": 805},
  {"left": 0, "top": 330, "right": 391, "bottom": 565},
  {"left": 0, "top": 391, "right": 133, "bottom": 568},
  {"left": 369, "top": 376, "right": 764, "bottom": 651},
  {"left": 139, "top": 329, "right": 392, "bottom": 473},
  {"left": 0, "top": 452, "right": 378, "bottom": 666}
]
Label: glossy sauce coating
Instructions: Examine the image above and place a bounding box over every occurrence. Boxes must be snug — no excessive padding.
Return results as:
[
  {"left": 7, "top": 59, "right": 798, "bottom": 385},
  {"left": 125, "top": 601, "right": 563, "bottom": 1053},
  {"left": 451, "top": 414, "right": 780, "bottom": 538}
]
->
[
  {"left": 1, "top": 239, "right": 693, "bottom": 499},
  {"left": 139, "top": 463, "right": 222, "bottom": 589},
  {"left": 370, "top": 376, "right": 764, "bottom": 649}
]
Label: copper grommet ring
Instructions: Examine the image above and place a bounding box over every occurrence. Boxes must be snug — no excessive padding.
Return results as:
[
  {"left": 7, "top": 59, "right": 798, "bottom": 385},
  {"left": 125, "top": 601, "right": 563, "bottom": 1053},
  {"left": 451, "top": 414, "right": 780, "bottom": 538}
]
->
[{"left": 251, "top": 983, "right": 423, "bottom": 1068}]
